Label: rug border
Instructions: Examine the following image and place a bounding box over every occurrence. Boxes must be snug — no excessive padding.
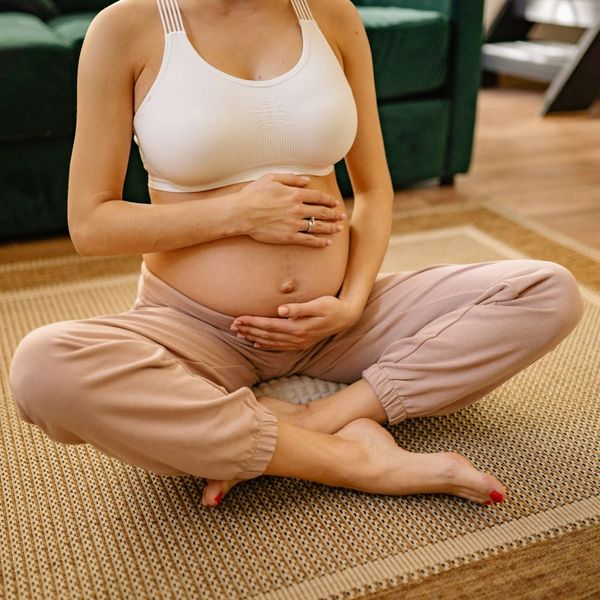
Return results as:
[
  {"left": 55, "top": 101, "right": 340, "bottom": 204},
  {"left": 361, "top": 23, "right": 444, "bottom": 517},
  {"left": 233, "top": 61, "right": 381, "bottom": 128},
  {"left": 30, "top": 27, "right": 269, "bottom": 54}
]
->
[
  {"left": 391, "top": 200, "right": 600, "bottom": 263},
  {"left": 359, "top": 522, "right": 600, "bottom": 600},
  {"left": 252, "top": 498, "right": 600, "bottom": 600},
  {"left": 482, "top": 201, "right": 600, "bottom": 263}
]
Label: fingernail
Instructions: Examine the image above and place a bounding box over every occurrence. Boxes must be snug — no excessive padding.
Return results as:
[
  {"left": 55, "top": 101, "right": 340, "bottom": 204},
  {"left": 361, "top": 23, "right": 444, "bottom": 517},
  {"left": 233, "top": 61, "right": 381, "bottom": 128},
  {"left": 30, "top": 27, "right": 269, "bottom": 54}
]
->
[
  {"left": 230, "top": 325, "right": 238, "bottom": 331},
  {"left": 341, "top": 213, "right": 347, "bottom": 219},
  {"left": 326, "top": 240, "right": 333, "bottom": 246},
  {"left": 484, "top": 500, "right": 492, "bottom": 506},
  {"left": 490, "top": 490, "right": 504, "bottom": 503},
  {"left": 214, "top": 492, "right": 223, "bottom": 506},
  {"left": 237, "top": 333, "right": 246, "bottom": 339},
  {"left": 278, "top": 306, "right": 289, "bottom": 316},
  {"left": 336, "top": 225, "right": 343, "bottom": 231},
  {"left": 300, "top": 176, "right": 310, "bottom": 182}
]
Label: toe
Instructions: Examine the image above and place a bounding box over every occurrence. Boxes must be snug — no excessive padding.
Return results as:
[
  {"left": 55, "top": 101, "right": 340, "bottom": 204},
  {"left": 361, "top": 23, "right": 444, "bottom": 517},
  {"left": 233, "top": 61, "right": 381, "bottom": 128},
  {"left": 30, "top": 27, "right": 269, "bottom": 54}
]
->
[
  {"left": 443, "top": 454, "right": 507, "bottom": 505},
  {"left": 477, "top": 475, "right": 507, "bottom": 505},
  {"left": 202, "top": 478, "right": 243, "bottom": 507},
  {"left": 487, "top": 486, "right": 506, "bottom": 504},
  {"left": 201, "top": 480, "right": 225, "bottom": 507}
]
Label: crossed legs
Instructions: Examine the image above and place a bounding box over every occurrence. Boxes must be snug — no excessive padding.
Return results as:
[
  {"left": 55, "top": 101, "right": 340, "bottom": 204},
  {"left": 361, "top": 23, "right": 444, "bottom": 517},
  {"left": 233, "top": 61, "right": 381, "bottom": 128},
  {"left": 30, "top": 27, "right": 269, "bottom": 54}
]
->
[
  {"left": 204, "top": 259, "right": 584, "bottom": 505},
  {"left": 9, "top": 259, "right": 583, "bottom": 509}
]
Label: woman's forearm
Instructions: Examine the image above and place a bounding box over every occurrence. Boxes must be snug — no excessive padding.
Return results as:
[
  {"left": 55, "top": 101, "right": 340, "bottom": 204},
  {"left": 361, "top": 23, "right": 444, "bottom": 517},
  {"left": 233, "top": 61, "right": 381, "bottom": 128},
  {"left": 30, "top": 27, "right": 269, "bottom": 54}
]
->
[
  {"left": 72, "top": 192, "right": 244, "bottom": 257},
  {"left": 337, "top": 190, "right": 394, "bottom": 319}
]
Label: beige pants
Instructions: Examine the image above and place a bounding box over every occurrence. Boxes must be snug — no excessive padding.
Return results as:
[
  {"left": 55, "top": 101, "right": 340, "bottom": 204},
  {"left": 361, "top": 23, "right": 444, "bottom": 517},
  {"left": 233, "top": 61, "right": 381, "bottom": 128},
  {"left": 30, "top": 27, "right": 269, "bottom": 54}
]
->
[{"left": 9, "top": 259, "right": 583, "bottom": 480}]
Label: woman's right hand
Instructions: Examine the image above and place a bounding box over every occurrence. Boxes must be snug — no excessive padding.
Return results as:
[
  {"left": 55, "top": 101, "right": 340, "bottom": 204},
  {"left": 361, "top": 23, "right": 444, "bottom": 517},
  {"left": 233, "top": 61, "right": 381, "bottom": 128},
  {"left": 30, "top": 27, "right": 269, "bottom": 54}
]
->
[{"left": 238, "top": 173, "right": 347, "bottom": 247}]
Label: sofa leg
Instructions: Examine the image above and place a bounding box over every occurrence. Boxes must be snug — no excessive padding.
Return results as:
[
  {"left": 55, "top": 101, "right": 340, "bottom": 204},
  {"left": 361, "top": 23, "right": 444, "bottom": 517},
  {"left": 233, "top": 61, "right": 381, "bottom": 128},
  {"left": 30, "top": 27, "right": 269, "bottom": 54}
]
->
[
  {"left": 481, "top": 70, "right": 499, "bottom": 88},
  {"left": 439, "top": 174, "right": 455, "bottom": 186}
]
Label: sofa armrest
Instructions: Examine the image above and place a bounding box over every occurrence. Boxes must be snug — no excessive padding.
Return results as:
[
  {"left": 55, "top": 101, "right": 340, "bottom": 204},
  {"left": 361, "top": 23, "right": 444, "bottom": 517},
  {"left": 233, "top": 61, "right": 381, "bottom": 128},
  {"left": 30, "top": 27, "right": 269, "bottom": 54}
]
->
[
  {"left": 354, "top": 0, "right": 484, "bottom": 177},
  {"left": 442, "top": 0, "right": 484, "bottom": 175}
]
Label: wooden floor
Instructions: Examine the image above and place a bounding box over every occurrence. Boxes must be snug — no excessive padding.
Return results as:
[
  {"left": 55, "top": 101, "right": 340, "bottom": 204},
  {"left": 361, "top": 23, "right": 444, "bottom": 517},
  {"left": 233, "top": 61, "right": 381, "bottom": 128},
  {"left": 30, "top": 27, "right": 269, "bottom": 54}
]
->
[{"left": 395, "top": 77, "right": 600, "bottom": 250}]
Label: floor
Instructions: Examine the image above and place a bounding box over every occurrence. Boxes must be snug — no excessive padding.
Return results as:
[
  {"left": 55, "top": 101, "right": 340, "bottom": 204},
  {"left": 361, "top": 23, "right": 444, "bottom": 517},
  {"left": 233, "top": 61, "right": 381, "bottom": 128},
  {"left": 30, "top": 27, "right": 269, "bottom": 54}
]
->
[{"left": 395, "top": 77, "right": 600, "bottom": 250}]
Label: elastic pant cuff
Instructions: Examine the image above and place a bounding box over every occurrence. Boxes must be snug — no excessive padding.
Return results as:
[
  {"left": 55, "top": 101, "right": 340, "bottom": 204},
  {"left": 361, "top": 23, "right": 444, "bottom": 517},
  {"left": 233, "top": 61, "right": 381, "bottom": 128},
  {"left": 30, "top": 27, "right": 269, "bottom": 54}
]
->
[
  {"left": 236, "top": 398, "right": 279, "bottom": 480},
  {"left": 363, "top": 364, "right": 407, "bottom": 426}
]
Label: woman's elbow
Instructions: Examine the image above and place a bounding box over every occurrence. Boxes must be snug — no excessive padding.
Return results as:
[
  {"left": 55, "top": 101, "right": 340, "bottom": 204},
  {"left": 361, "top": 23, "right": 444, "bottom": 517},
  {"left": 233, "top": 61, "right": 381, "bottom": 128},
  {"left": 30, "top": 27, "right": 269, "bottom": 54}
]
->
[
  {"left": 68, "top": 216, "right": 99, "bottom": 257},
  {"left": 68, "top": 196, "right": 110, "bottom": 256}
]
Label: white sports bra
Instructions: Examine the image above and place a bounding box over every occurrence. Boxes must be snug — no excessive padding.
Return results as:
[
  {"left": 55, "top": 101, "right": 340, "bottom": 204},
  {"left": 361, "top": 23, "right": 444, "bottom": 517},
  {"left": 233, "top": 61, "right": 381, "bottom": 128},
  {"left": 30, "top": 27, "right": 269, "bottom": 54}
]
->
[{"left": 132, "top": 0, "right": 359, "bottom": 193}]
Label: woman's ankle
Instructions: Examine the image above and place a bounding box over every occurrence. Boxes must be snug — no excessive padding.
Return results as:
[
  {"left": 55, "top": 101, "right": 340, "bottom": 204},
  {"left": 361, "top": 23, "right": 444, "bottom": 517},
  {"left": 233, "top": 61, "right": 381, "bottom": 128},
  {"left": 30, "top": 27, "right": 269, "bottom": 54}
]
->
[
  {"left": 304, "top": 380, "right": 388, "bottom": 434},
  {"left": 262, "top": 420, "right": 368, "bottom": 488}
]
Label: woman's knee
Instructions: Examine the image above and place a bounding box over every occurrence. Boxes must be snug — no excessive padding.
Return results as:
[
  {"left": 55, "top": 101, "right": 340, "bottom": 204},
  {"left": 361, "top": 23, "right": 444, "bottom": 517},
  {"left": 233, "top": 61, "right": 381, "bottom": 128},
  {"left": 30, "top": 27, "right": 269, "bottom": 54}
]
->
[
  {"left": 9, "top": 321, "right": 84, "bottom": 442},
  {"left": 532, "top": 260, "right": 584, "bottom": 342}
]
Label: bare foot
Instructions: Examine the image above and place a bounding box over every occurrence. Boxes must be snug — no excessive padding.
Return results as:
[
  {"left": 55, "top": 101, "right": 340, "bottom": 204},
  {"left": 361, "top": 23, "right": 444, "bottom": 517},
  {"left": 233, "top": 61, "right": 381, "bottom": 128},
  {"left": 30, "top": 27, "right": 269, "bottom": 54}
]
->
[
  {"left": 202, "top": 396, "right": 309, "bottom": 507},
  {"left": 202, "top": 414, "right": 507, "bottom": 508},
  {"left": 335, "top": 418, "right": 507, "bottom": 505}
]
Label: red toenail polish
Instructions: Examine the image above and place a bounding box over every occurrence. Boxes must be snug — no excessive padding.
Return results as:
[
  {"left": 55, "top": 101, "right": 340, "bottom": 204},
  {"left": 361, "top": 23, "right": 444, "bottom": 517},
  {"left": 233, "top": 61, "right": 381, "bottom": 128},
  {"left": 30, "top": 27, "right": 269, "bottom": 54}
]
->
[
  {"left": 214, "top": 492, "right": 223, "bottom": 506},
  {"left": 484, "top": 500, "right": 492, "bottom": 505},
  {"left": 490, "top": 490, "right": 504, "bottom": 503}
]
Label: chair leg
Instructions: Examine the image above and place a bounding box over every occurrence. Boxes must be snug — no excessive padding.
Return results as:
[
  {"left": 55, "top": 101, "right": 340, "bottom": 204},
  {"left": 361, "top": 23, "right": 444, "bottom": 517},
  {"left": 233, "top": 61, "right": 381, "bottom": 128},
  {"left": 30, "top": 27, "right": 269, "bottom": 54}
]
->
[{"left": 439, "top": 174, "right": 455, "bottom": 186}]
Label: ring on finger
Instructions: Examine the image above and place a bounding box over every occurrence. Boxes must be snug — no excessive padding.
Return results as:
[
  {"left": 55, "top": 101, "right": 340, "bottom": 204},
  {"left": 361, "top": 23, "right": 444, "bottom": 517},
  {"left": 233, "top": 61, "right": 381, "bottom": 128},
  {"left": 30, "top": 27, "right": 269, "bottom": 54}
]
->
[{"left": 304, "top": 216, "right": 316, "bottom": 233}]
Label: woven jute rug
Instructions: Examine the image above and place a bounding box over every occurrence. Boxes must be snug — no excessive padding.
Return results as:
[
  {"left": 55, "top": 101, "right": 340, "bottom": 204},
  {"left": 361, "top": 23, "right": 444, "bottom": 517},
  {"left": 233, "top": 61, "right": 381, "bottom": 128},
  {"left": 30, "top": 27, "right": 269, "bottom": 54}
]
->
[{"left": 1, "top": 202, "right": 599, "bottom": 599}]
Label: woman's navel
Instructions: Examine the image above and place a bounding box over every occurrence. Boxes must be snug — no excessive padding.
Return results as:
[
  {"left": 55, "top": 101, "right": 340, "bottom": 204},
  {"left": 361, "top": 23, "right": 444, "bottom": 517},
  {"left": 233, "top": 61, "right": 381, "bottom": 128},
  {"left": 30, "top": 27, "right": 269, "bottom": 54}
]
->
[{"left": 280, "top": 279, "right": 297, "bottom": 294}]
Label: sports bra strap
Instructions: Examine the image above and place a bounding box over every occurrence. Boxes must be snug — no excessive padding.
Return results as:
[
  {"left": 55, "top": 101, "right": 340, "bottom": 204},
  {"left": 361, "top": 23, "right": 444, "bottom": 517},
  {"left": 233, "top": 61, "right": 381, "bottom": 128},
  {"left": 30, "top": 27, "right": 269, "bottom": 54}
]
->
[
  {"left": 156, "top": 0, "right": 185, "bottom": 34},
  {"left": 290, "top": 0, "right": 315, "bottom": 21}
]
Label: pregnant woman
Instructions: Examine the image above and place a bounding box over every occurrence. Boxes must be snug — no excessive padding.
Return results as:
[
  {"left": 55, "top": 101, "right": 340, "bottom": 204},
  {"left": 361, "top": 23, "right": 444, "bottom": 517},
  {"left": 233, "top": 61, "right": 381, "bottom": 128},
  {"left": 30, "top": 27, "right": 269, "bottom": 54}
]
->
[{"left": 9, "top": 0, "right": 583, "bottom": 508}]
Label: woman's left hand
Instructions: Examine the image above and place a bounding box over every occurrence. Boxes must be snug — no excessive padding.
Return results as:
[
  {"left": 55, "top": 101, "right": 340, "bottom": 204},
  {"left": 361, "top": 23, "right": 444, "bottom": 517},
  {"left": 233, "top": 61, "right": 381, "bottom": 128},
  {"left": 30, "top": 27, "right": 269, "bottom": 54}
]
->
[{"left": 230, "top": 296, "right": 360, "bottom": 350}]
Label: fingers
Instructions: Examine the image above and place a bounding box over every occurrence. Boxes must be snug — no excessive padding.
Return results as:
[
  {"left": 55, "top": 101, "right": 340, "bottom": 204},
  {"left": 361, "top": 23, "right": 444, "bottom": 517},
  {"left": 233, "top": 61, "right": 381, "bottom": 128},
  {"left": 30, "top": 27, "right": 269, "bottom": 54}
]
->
[
  {"left": 291, "top": 233, "right": 333, "bottom": 248},
  {"left": 262, "top": 172, "right": 311, "bottom": 187},
  {"left": 299, "top": 218, "right": 344, "bottom": 235},
  {"left": 302, "top": 189, "right": 342, "bottom": 209},
  {"left": 277, "top": 302, "right": 316, "bottom": 318},
  {"left": 231, "top": 319, "right": 306, "bottom": 349},
  {"left": 302, "top": 206, "right": 347, "bottom": 223},
  {"left": 232, "top": 316, "right": 295, "bottom": 334},
  {"left": 235, "top": 328, "right": 306, "bottom": 350},
  {"left": 260, "top": 171, "right": 343, "bottom": 210},
  {"left": 234, "top": 325, "right": 293, "bottom": 344}
]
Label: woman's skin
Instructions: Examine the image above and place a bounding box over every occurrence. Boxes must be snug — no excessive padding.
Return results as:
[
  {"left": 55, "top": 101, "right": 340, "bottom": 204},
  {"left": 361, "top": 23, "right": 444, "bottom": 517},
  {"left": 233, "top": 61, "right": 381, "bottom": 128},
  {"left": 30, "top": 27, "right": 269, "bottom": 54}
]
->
[{"left": 68, "top": 0, "right": 506, "bottom": 508}]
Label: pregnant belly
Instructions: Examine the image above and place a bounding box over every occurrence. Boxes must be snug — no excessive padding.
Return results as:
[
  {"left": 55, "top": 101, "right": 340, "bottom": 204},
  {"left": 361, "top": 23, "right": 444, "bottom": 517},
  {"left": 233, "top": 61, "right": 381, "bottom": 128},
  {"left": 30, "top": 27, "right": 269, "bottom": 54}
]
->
[{"left": 142, "top": 229, "right": 350, "bottom": 317}]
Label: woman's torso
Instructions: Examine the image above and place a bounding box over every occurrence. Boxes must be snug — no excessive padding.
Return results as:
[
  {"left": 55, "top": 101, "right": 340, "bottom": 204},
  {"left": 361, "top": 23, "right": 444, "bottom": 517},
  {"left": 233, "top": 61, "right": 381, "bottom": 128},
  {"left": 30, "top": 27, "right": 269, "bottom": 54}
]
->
[{"left": 130, "top": 0, "right": 353, "bottom": 317}]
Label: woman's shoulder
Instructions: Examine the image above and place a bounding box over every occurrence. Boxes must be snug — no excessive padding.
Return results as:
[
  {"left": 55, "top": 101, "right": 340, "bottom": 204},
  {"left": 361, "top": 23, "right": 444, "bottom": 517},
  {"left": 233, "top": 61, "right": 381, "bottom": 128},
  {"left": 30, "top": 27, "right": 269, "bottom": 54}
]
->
[
  {"left": 83, "top": 0, "right": 162, "bottom": 76},
  {"left": 308, "top": 0, "right": 365, "bottom": 55},
  {"left": 88, "top": 0, "right": 151, "bottom": 33}
]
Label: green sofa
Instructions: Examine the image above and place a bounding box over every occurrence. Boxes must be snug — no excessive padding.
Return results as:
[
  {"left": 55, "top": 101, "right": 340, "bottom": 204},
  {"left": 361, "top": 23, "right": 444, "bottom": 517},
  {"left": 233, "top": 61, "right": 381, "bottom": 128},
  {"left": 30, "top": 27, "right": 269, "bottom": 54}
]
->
[{"left": 0, "top": 0, "right": 484, "bottom": 240}]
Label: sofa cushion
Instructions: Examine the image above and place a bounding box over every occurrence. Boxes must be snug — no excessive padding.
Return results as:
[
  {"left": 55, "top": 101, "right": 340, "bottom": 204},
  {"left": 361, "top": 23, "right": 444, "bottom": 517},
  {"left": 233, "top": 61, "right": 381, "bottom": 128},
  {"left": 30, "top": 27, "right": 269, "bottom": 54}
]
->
[
  {"left": 53, "top": 0, "right": 114, "bottom": 11},
  {"left": 48, "top": 11, "right": 95, "bottom": 54},
  {"left": 357, "top": 6, "right": 449, "bottom": 100},
  {"left": 353, "top": 0, "right": 452, "bottom": 11},
  {"left": 0, "top": 12, "right": 75, "bottom": 140},
  {"left": 0, "top": 0, "right": 58, "bottom": 21}
]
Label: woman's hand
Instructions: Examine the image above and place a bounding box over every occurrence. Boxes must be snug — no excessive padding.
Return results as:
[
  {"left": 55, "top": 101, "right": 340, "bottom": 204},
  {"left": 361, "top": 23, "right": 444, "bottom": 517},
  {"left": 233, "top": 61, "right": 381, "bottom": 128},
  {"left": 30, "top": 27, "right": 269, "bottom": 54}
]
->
[
  {"left": 230, "top": 296, "right": 361, "bottom": 350},
  {"left": 238, "top": 173, "right": 347, "bottom": 248}
]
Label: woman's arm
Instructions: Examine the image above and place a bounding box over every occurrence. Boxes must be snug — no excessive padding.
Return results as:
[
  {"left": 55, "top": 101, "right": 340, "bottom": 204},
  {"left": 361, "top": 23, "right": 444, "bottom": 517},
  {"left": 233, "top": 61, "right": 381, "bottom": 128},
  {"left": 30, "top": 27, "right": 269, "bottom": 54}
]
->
[
  {"left": 69, "top": 4, "right": 238, "bottom": 256},
  {"left": 231, "top": 0, "right": 394, "bottom": 348},
  {"left": 69, "top": 3, "right": 343, "bottom": 257},
  {"left": 331, "top": 0, "right": 395, "bottom": 321}
]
